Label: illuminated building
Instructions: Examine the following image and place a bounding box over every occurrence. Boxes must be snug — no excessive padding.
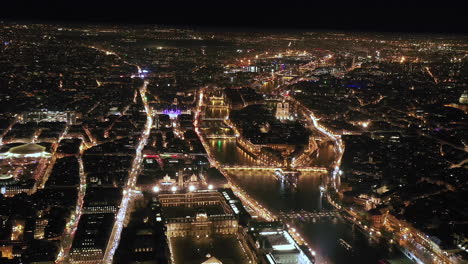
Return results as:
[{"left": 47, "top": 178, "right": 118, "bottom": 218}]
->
[
  {"left": 241, "top": 65, "right": 259, "bottom": 73},
  {"left": 0, "top": 143, "right": 51, "bottom": 159},
  {"left": 0, "top": 182, "right": 35, "bottom": 197},
  {"left": 155, "top": 108, "right": 191, "bottom": 119},
  {"left": 10, "top": 219, "right": 25, "bottom": 241},
  {"left": 157, "top": 191, "right": 240, "bottom": 238},
  {"left": 69, "top": 213, "right": 114, "bottom": 263},
  {"left": 247, "top": 222, "right": 314, "bottom": 264},
  {"left": 368, "top": 209, "right": 384, "bottom": 229},
  {"left": 157, "top": 189, "right": 256, "bottom": 263},
  {"left": 151, "top": 174, "right": 178, "bottom": 192},
  {"left": 0, "top": 246, "right": 13, "bottom": 260},
  {"left": 20, "top": 110, "right": 77, "bottom": 124},
  {"left": 460, "top": 90, "right": 468, "bottom": 104},
  {"left": 0, "top": 143, "right": 52, "bottom": 196},
  {"left": 275, "top": 101, "right": 291, "bottom": 120},
  {"left": 34, "top": 218, "right": 48, "bottom": 240},
  {"left": 202, "top": 256, "right": 223, "bottom": 264}
]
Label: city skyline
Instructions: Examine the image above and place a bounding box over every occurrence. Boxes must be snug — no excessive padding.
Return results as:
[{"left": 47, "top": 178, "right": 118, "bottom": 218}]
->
[{"left": 0, "top": 18, "right": 467, "bottom": 264}]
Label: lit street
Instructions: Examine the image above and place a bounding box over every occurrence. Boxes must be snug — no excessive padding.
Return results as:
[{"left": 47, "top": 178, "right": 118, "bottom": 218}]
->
[{"left": 0, "top": 17, "right": 466, "bottom": 264}]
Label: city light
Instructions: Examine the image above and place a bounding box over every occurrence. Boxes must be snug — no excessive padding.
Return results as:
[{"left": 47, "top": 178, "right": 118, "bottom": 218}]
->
[
  {"left": 2, "top": 23, "right": 462, "bottom": 264},
  {"left": 152, "top": 186, "right": 160, "bottom": 193}
]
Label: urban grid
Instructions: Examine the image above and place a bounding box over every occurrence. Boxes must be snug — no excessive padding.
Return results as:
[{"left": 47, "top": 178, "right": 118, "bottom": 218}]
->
[{"left": 0, "top": 21, "right": 467, "bottom": 264}]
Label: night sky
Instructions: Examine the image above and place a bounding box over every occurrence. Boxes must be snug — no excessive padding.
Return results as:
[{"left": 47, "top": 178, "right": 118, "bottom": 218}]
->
[{"left": 1, "top": 1, "right": 467, "bottom": 33}]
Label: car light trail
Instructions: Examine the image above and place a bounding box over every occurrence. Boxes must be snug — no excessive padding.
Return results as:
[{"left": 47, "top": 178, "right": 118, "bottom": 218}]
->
[
  {"left": 93, "top": 47, "right": 153, "bottom": 263},
  {"left": 55, "top": 156, "right": 87, "bottom": 263}
]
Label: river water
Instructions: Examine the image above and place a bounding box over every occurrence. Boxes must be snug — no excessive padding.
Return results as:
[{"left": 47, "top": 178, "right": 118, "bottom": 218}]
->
[{"left": 207, "top": 138, "right": 411, "bottom": 264}]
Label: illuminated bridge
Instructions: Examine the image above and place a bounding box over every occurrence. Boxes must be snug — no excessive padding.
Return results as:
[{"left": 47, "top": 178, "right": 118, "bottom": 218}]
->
[
  {"left": 221, "top": 165, "right": 328, "bottom": 172},
  {"left": 205, "top": 135, "right": 237, "bottom": 139},
  {"left": 278, "top": 210, "right": 341, "bottom": 221},
  {"left": 222, "top": 166, "right": 278, "bottom": 171},
  {"left": 206, "top": 104, "right": 229, "bottom": 109}
]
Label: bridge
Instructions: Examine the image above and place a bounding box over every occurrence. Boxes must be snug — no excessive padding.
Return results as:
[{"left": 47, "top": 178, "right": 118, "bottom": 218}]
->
[
  {"left": 206, "top": 104, "right": 229, "bottom": 109},
  {"left": 205, "top": 135, "right": 237, "bottom": 139},
  {"left": 278, "top": 210, "right": 341, "bottom": 221},
  {"left": 222, "top": 165, "right": 277, "bottom": 171},
  {"left": 222, "top": 165, "right": 328, "bottom": 172}
]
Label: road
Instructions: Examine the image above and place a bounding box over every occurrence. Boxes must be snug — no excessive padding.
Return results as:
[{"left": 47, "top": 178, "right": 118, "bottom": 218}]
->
[
  {"left": 55, "top": 156, "right": 87, "bottom": 263},
  {"left": 102, "top": 79, "right": 152, "bottom": 264},
  {"left": 86, "top": 45, "right": 154, "bottom": 264}
]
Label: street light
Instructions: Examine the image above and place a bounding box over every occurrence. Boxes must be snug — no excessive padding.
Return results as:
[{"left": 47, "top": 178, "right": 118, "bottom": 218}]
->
[
  {"left": 208, "top": 184, "right": 214, "bottom": 190},
  {"left": 189, "top": 185, "right": 196, "bottom": 192},
  {"left": 152, "top": 186, "right": 160, "bottom": 193},
  {"left": 171, "top": 186, "right": 177, "bottom": 192}
]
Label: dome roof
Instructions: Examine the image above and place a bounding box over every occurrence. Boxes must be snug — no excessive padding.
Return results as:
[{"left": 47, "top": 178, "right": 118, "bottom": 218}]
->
[
  {"left": 460, "top": 91, "right": 468, "bottom": 104},
  {"left": 8, "top": 143, "right": 46, "bottom": 155},
  {"left": 196, "top": 208, "right": 208, "bottom": 221},
  {"left": 0, "top": 174, "right": 13, "bottom": 180}
]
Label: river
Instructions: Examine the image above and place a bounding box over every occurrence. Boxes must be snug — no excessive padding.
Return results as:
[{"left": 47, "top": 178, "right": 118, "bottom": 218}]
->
[{"left": 207, "top": 138, "right": 412, "bottom": 264}]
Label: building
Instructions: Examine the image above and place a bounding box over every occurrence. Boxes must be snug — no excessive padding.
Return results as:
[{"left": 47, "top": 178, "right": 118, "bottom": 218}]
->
[
  {"left": 157, "top": 174, "right": 177, "bottom": 191},
  {"left": 33, "top": 218, "right": 48, "bottom": 240},
  {"left": 459, "top": 91, "right": 468, "bottom": 105},
  {"left": 202, "top": 256, "right": 223, "bottom": 264},
  {"left": 69, "top": 213, "right": 114, "bottom": 263},
  {"left": 154, "top": 107, "right": 192, "bottom": 120},
  {"left": 0, "top": 143, "right": 52, "bottom": 196},
  {"left": 247, "top": 222, "right": 314, "bottom": 264},
  {"left": 275, "top": 101, "right": 291, "bottom": 120},
  {"left": 157, "top": 191, "right": 240, "bottom": 238},
  {"left": 157, "top": 189, "right": 257, "bottom": 264},
  {"left": 20, "top": 110, "right": 77, "bottom": 124},
  {"left": 0, "top": 143, "right": 52, "bottom": 159},
  {"left": 83, "top": 188, "right": 122, "bottom": 214},
  {"left": 368, "top": 208, "right": 385, "bottom": 229}
]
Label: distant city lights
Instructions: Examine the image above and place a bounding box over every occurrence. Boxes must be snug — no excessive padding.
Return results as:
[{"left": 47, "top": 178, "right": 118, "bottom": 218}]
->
[{"left": 1, "top": 24, "right": 462, "bottom": 264}]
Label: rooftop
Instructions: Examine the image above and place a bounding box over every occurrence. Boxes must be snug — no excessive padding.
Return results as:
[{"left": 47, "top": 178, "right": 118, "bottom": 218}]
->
[{"left": 1, "top": 143, "right": 51, "bottom": 158}]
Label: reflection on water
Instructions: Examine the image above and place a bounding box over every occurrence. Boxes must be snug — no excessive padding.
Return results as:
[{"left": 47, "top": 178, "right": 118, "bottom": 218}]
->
[
  {"left": 207, "top": 138, "right": 337, "bottom": 168},
  {"left": 229, "top": 169, "right": 411, "bottom": 264},
  {"left": 207, "top": 139, "right": 410, "bottom": 264},
  {"left": 207, "top": 139, "right": 256, "bottom": 165},
  {"left": 313, "top": 140, "right": 337, "bottom": 167},
  {"left": 205, "top": 108, "right": 229, "bottom": 119},
  {"left": 230, "top": 170, "right": 326, "bottom": 212}
]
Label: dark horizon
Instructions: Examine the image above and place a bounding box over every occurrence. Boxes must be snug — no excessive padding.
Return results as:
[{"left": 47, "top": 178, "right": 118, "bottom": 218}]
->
[
  {"left": 0, "top": 6, "right": 467, "bottom": 264},
  {"left": 1, "top": 2, "right": 468, "bottom": 34}
]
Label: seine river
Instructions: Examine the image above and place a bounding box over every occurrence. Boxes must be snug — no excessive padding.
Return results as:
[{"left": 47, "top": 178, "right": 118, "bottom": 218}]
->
[{"left": 207, "top": 139, "right": 411, "bottom": 264}]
